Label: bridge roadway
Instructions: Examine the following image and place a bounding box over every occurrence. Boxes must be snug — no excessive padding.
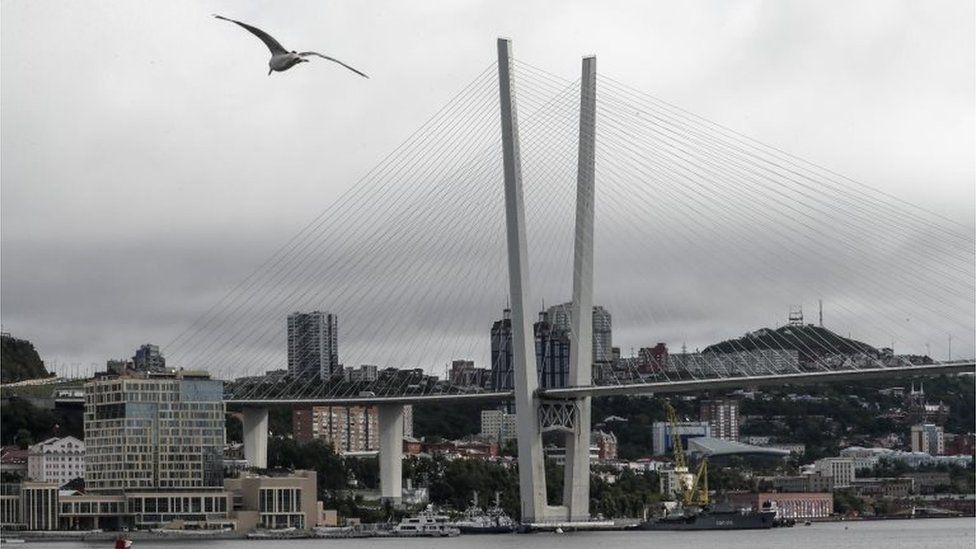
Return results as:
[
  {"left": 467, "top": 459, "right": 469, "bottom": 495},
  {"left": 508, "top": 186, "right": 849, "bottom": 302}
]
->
[{"left": 224, "top": 360, "right": 974, "bottom": 407}]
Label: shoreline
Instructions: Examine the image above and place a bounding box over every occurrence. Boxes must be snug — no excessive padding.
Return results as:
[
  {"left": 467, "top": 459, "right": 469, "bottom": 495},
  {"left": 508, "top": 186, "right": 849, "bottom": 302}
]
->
[{"left": 3, "top": 514, "right": 973, "bottom": 542}]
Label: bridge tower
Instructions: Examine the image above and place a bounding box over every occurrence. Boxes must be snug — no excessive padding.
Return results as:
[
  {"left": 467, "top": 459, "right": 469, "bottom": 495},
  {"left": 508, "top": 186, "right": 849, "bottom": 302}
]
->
[{"left": 497, "top": 39, "right": 597, "bottom": 523}]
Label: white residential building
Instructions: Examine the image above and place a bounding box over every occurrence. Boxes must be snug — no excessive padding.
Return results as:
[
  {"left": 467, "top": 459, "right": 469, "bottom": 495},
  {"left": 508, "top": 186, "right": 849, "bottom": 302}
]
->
[
  {"left": 27, "top": 436, "right": 85, "bottom": 487},
  {"left": 813, "top": 457, "right": 856, "bottom": 488},
  {"left": 480, "top": 409, "right": 518, "bottom": 443}
]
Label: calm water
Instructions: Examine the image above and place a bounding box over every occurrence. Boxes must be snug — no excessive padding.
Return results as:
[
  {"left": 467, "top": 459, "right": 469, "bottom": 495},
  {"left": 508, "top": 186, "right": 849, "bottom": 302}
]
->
[{"left": 14, "top": 518, "right": 976, "bottom": 549}]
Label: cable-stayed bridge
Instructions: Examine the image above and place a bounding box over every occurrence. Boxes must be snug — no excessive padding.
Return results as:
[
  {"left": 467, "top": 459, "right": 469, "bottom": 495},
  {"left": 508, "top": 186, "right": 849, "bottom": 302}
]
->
[{"left": 166, "top": 39, "right": 974, "bottom": 523}]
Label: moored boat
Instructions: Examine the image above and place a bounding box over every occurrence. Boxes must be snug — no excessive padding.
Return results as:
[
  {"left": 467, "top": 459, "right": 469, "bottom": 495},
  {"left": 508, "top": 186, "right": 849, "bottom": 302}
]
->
[{"left": 393, "top": 506, "right": 460, "bottom": 537}]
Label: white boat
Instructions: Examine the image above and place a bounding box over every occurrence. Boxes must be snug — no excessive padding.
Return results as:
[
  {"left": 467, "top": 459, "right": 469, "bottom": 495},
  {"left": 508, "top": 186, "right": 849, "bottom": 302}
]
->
[{"left": 393, "top": 506, "right": 460, "bottom": 537}]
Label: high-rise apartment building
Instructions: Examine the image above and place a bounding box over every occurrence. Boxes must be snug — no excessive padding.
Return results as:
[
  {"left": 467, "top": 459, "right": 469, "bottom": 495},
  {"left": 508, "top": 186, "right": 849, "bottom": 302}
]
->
[
  {"left": 132, "top": 344, "right": 165, "bottom": 372},
  {"left": 83, "top": 370, "right": 225, "bottom": 492},
  {"left": 546, "top": 302, "right": 613, "bottom": 364},
  {"left": 490, "top": 310, "right": 514, "bottom": 391},
  {"left": 293, "top": 405, "right": 413, "bottom": 452},
  {"left": 490, "top": 306, "right": 610, "bottom": 392},
  {"left": 480, "top": 409, "right": 518, "bottom": 443},
  {"left": 287, "top": 311, "right": 339, "bottom": 379},
  {"left": 699, "top": 399, "right": 740, "bottom": 442},
  {"left": 535, "top": 311, "right": 570, "bottom": 389},
  {"left": 910, "top": 423, "right": 945, "bottom": 455}
]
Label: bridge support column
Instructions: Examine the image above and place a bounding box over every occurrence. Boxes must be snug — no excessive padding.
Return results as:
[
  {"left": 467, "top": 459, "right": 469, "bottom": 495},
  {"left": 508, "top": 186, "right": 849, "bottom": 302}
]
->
[
  {"left": 378, "top": 404, "right": 403, "bottom": 503},
  {"left": 498, "top": 37, "right": 549, "bottom": 523},
  {"left": 563, "top": 54, "right": 597, "bottom": 522},
  {"left": 242, "top": 407, "right": 269, "bottom": 469}
]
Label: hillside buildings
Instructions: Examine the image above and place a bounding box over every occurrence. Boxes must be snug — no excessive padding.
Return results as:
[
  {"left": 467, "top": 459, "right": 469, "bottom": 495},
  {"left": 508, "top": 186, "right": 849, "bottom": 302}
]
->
[{"left": 287, "top": 311, "right": 339, "bottom": 379}]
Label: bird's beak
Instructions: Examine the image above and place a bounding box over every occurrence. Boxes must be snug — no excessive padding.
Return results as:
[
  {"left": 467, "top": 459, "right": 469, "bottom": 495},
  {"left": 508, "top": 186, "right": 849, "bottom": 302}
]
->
[{"left": 268, "top": 68, "right": 273, "bottom": 76}]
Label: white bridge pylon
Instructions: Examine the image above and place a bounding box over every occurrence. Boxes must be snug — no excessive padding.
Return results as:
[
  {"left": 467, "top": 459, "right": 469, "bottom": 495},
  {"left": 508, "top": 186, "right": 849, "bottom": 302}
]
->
[{"left": 497, "top": 38, "right": 596, "bottom": 523}]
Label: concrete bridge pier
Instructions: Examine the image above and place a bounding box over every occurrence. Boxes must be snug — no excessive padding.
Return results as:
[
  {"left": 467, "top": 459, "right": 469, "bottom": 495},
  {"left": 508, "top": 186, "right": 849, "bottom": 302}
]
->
[
  {"left": 378, "top": 403, "right": 404, "bottom": 502},
  {"left": 242, "top": 406, "right": 269, "bottom": 469}
]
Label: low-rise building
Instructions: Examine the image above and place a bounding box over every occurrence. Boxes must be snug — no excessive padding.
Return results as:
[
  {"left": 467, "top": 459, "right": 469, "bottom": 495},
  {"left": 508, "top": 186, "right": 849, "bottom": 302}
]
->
[
  {"left": 27, "top": 436, "right": 85, "bottom": 487},
  {"left": 344, "top": 365, "right": 378, "bottom": 383},
  {"left": 904, "top": 471, "right": 953, "bottom": 494},
  {"left": 762, "top": 472, "right": 834, "bottom": 493},
  {"left": 813, "top": 457, "right": 856, "bottom": 488},
  {"left": 0, "top": 447, "right": 28, "bottom": 479},
  {"left": 225, "top": 470, "right": 319, "bottom": 530},
  {"left": 0, "top": 483, "right": 21, "bottom": 529},
  {"left": 651, "top": 421, "right": 710, "bottom": 455},
  {"left": 850, "top": 477, "right": 913, "bottom": 499},
  {"left": 2, "top": 470, "right": 326, "bottom": 532},
  {"left": 725, "top": 492, "right": 833, "bottom": 519},
  {"left": 20, "top": 481, "right": 60, "bottom": 530}
]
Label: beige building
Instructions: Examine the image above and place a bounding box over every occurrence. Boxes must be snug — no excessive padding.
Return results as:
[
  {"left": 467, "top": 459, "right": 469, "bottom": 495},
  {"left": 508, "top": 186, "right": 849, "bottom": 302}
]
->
[
  {"left": 4, "top": 470, "right": 326, "bottom": 532},
  {"left": 813, "top": 457, "right": 856, "bottom": 488},
  {"left": 225, "top": 470, "right": 320, "bottom": 530},
  {"left": 83, "top": 369, "right": 225, "bottom": 492},
  {"left": 293, "top": 405, "right": 412, "bottom": 452},
  {"left": 910, "top": 423, "right": 945, "bottom": 455}
]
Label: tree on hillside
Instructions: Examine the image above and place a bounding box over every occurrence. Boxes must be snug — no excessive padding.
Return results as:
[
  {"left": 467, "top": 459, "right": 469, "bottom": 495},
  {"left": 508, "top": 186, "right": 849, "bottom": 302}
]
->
[{"left": 1, "top": 334, "right": 50, "bottom": 383}]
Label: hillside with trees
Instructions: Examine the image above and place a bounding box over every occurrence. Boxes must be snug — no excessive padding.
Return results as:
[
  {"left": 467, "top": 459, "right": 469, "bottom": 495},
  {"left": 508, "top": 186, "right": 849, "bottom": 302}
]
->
[{"left": 0, "top": 334, "right": 50, "bottom": 383}]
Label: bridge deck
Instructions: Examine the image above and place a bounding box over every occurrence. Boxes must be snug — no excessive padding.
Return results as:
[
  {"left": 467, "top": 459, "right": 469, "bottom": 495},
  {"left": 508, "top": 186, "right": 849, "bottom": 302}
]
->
[{"left": 223, "top": 361, "right": 973, "bottom": 407}]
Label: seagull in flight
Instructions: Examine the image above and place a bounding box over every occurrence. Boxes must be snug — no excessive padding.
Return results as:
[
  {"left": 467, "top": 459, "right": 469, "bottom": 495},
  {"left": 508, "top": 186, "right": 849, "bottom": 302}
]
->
[{"left": 213, "top": 14, "right": 368, "bottom": 78}]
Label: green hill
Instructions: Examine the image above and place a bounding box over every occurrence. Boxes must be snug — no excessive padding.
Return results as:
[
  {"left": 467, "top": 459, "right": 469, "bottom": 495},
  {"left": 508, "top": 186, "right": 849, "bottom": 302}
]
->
[
  {"left": 0, "top": 334, "right": 50, "bottom": 383},
  {"left": 702, "top": 324, "right": 879, "bottom": 362}
]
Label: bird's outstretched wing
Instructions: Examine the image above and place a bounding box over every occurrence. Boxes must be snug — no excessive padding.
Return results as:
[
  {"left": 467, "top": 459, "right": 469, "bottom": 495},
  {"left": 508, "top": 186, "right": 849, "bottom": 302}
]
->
[
  {"left": 213, "top": 14, "right": 287, "bottom": 55},
  {"left": 298, "top": 52, "right": 369, "bottom": 78}
]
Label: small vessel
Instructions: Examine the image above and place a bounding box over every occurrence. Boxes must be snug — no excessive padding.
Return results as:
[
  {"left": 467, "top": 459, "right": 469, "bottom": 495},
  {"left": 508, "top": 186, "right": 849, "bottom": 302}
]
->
[
  {"left": 393, "top": 505, "right": 460, "bottom": 537},
  {"left": 113, "top": 536, "right": 133, "bottom": 549},
  {"left": 451, "top": 494, "right": 517, "bottom": 534}
]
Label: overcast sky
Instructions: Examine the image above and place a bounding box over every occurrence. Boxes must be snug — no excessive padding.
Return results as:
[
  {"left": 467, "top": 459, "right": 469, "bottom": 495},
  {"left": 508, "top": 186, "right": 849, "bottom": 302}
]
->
[{"left": 2, "top": 0, "right": 973, "bottom": 377}]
